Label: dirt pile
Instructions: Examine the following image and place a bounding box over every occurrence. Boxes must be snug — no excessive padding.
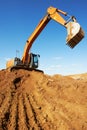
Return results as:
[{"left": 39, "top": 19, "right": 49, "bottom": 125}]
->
[{"left": 0, "top": 69, "right": 87, "bottom": 130}]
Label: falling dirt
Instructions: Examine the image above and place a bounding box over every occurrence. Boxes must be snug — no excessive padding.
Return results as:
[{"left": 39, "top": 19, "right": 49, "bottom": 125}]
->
[{"left": 0, "top": 69, "right": 87, "bottom": 130}]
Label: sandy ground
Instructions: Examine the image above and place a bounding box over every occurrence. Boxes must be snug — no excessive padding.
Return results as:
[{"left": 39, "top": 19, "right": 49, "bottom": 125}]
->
[{"left": 0, "top": 69, "right": 87, "bottom": 130}]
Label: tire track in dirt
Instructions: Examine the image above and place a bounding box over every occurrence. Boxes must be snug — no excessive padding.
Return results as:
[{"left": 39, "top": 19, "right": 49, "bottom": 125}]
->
[
  {"left": 17, "top": 93, "right": 28, "bottom": 130},
  {"left": 0, "top": 82, "right": 18, "bottom": 130},
  {"left": 23, "top": 93, "right": 40, "bottom": 129},
  {"left": 27, "top": 93, "right": 43, "bottom": 129},
  {"left": 0, "top": 90, "right": 12, "bottom": 129},
  {"left": 28, "top": 93, "right": 56, "bottom": 130},
  {"left": 7, "top": 93, "right": 18, "bottom": 130}
]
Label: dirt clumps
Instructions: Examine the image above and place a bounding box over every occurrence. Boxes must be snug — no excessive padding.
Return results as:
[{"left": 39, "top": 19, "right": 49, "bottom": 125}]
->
[{"left": 0, "top": 69, "right": 87, "bottom": 130}]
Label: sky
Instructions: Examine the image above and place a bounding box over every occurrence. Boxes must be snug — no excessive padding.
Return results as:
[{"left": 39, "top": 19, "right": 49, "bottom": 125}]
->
[{"left": 0, "top": 0, "right": 87, "bottom": 75}]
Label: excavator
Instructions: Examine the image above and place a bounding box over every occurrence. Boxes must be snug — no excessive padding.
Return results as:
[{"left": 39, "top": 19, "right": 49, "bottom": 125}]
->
[{"left": 6, "top": 6, "right": 84, "bottom": 71}]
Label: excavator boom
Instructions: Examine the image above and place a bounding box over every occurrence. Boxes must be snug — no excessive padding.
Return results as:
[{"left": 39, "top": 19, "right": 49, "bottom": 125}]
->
[{"left": 22, "top": 15, "right": 50, "bottom": 63}]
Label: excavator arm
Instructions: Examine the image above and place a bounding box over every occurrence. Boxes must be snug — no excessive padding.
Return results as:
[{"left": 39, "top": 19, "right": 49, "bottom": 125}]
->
[{"left": 22, "top": 6, "right": 84, "bottom": 64}]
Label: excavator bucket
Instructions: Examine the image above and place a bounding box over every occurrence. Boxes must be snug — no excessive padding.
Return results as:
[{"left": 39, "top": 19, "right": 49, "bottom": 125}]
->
[{"left": 66, "top": 22, "right": 84, "bottom": 48}]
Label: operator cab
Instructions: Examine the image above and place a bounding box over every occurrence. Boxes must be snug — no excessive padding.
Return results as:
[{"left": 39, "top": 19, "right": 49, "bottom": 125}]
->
[{"left": 29, "top": 53, "right": 40, "bottom": 69}]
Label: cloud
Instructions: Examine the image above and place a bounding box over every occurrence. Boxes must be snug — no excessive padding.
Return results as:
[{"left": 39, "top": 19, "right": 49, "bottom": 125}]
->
[
  {"left": 53, "top": 56, "right": 63, "bottom": 60},
  {"left": 4, "top": 57, "right": 11, "bottom": 61},
  {"left": 71, "top": 63, "right": 78, "bottom": 66},
  {"left": 45, "top": 64, "right": 62, "bottom": 71},
  {"left": 71, "top": 63, "right": 83, "bottom": 67}
]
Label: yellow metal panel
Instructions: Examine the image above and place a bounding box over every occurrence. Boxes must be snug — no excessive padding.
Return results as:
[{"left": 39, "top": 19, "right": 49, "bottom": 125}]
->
[{"left": 6, "top": 59, "right": 15, "bottom": 68}]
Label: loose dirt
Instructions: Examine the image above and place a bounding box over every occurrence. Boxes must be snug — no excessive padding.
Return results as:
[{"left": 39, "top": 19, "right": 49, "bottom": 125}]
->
[{"left": 0, "top": 69, "right": 87, "bottom": 130}]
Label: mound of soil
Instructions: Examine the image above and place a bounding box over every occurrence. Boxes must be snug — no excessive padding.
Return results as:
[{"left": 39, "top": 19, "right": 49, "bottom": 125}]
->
[{"left": 0, "top": 69, "right": 87, "bottom": 130}]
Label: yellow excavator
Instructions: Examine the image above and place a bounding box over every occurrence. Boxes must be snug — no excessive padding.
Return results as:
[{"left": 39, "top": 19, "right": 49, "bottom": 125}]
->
[{"left": 6, "top": 6, "right": 84, "bottom": 71}]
